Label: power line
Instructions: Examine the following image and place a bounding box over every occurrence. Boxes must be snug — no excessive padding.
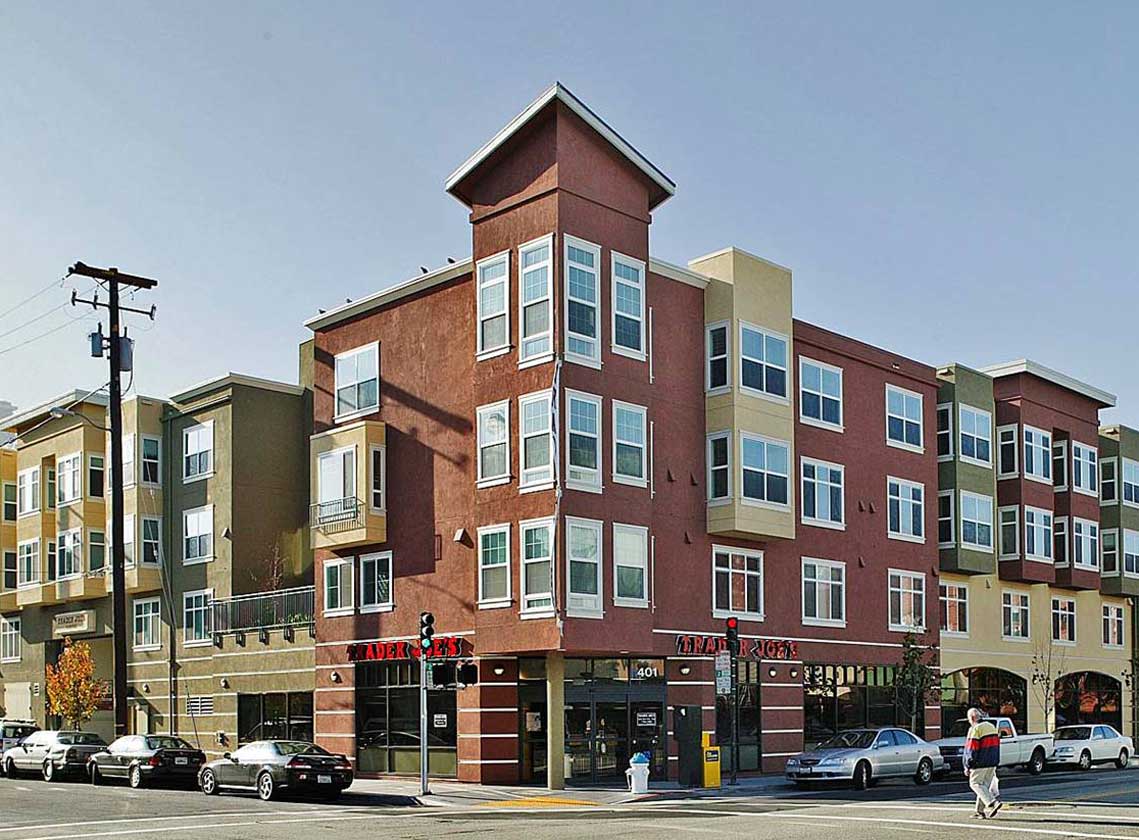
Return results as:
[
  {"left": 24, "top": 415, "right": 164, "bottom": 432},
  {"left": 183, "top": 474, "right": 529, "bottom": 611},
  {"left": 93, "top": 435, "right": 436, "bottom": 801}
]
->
[
  {"left": 0, "top": 283, "right": 98, "bottom": 342},
  {"left": 0, "top": 308, "right": 97, "bottom": 358},
  {"left": 0, "top": 275, "right": 65, "bottom": 321}
]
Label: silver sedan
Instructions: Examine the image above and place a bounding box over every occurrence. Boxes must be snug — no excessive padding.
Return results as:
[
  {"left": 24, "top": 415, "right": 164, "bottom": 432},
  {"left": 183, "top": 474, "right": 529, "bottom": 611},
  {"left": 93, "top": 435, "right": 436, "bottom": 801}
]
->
[{"left": 785, "top": 727, "right": 945, "bottom": 790}]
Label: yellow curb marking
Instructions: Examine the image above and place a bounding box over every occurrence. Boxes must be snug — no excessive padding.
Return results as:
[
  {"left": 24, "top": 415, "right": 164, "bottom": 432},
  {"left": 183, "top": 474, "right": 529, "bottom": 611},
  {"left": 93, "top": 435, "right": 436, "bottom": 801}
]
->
[{"left": 480, "top": 796, "right": 599, "bottom": 808}]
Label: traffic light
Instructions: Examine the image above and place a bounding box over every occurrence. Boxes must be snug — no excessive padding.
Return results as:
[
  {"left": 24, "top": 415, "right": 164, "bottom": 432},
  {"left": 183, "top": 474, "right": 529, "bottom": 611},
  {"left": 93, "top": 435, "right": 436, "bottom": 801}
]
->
[
  {"left": 457, "top": 662, "right": 478, "bottom": 686},
  {"left": 725, "top": 616, "right": 739, "bottom": 656},
  {"left": 419, "top": 612, "right": 435, "bottom": 650},
  {"left": 430, "top": 661, "right": 456, "bottom": 687}
]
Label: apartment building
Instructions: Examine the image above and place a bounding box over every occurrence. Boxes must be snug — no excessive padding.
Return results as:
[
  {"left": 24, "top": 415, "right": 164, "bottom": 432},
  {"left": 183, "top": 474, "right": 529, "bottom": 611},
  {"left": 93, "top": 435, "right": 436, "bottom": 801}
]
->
[{"left": 937, "top": 361, "right": 1131, "bottom": 736}]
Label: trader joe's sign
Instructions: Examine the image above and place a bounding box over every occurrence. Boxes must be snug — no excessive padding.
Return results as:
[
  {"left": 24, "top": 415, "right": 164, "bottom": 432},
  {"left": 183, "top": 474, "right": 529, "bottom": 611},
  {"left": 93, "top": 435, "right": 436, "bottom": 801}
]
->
[
  {"left": 346, "top": 636, "right": 464, "bottom": 662},
  {"left": 674, "top": 634, "right": 798, "bottom": 661}
]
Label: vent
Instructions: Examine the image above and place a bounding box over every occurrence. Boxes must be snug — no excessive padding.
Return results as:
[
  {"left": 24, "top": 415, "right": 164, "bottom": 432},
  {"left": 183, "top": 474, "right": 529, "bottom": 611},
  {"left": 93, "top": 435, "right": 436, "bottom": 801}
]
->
[{"left": 186, "top": 695, "right": 214, "bottom": 716}]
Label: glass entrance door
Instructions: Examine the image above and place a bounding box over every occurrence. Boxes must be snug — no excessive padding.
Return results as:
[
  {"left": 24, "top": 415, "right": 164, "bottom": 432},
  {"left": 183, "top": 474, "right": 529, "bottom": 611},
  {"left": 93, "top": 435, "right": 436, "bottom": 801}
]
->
[{"left": 593, "top": 702, "right": 629, "bottom": 781}]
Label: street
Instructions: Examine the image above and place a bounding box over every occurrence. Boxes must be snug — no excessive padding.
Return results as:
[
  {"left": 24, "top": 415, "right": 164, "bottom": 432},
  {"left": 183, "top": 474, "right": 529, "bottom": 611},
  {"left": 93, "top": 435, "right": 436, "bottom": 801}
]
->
[{"left": 5, "top": 768, "right": 1139, "bottom": 839}]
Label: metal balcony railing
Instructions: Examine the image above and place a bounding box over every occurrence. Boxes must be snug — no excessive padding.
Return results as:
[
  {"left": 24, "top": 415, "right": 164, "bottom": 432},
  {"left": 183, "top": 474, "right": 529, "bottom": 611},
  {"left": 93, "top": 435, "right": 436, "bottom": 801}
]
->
[
  {"left": 310, "top": 496, "right": 363, "bottom": 532},
  {"left": 210, "top": 586, "right": 315, "bottom": 635}
]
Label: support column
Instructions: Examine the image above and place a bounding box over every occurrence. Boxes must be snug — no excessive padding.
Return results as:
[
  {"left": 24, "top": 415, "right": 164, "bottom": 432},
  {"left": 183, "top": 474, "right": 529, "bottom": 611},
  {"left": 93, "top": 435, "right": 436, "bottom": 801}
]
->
[{"left": 547, "top": 652, "right": 565, "bottom": 790}]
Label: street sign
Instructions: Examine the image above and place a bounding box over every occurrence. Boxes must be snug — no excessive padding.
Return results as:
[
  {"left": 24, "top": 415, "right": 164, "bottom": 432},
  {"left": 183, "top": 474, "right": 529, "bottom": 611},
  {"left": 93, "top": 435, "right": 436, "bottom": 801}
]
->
[{"left": 714, "top": 650, "right": 732, "bottom": 695}]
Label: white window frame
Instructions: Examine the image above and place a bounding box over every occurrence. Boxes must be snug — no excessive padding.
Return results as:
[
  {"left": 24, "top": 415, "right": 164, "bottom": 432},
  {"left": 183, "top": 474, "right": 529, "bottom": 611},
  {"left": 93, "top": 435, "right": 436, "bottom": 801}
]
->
[
  {"left": 705, "top": 320, "right": 730, "bottom": 395},
  {"left": 958, "top": 405, "right": 992, "bottom": 468},
  {"left": 1102, "top": 528, "right": 1120, "bottom": 576},
  {"left": 887, "top": 569, "right": 926, "bottom": 632},
  {"left": 936, "top": 403, "right": 953, "bottom": 462},
  {"left": 800, "top": 457, "right": 844, "bottom": 530},
  {"left": 87, "top": 528, "right": 106, "bottom": 573},
  {"left": 182, "top": 505, "right": 214, "bottom": 565},
  {"left": 1124, "top": 458, "right": 1139, "bottom": 508},
  {"left": 2, "top": 481, "right": 15, "bottom": 522},
  {"left": 739, "top": 432, "right": 791, "bottom": 509},
  {"left": 1103, "top": 604, "right": 1126, "bottom": 648},
  {"left": 359, "top": 550, "right": 393, "bottom": 613},
  {"left": 565, "top": 517, "right": 603, "bottom": 618},
  {"left": 1123, "top": 530, "right": 1139, "bottom": 577},
  {"left": 612, "top": 522, "right": 649, "bottom": 608},
  {"left": 1023, "top": 425, "right": 1052, "bottom": 485},
  {"left": 738, "top": 321, "right": 789, "bottom": 402},
  {"left": 1002, "top": 590, "right": 1031, "bottom": 641},
  {"left": 120, "top": 514, "right": 136, "bottom": 567},
  {"left": 612, "top": 400, "right": 647, "bottom": 488},
  {"left": 120, "top": 434, "right": 136, "bottom": 488},
  {"left": 799, "top": 357, "right": 843, "bottom": 432},
  {"left": 1052, "top": 440, "right": 1069, "bottom": 492},
  {"left": 17, "top": 539, "right": 40, "bottom": 587},
  {"left": 477, "top": 524, "right": 511, "bottom": 609},
  {"left": 706, "top": 431, "right": 732, "bottom": 505},
  {"left": 1072, "top": 442, "right": 1098, "bottom": 497},
  {"left": 939, "top": 583, "right": 969, "bottom": 637},
  {"left": 87, "top": 454, "right": 105, "bottom": 499},
  {"left": 333, "top": 341, "right": 380, "bottom": 422},
  {"left": 56, "top": 528, "right": 82, "bottom": 580},
  {"left": 959, "top": 491, "right": 994, "bottom": 552},
  {"left": 476, "top": 249, "right": 510, "bottom": 360},
  {"left": 518, "top": 390, "right": 554, "bottom": 491},
  {"left": 610, "top": 251, "right": 646, "bottom": 361},
  {"left": 0, "top": 615, "right": 20, "bottom": 663},
  {"left": 141, "top": 516, "right": 162, "bottom": 566},
  {"left": 518, "top": 234, "right": 554, "bottom": 367},
  {"left": 887, "top": 476, "right": 925, "bottom": 543},
  {"left": 323, "top": 556, "right": 355, "bottom": 617},
  {"left": 140, "top": 435, "right": 161, "bottom": 486},
  {"left": 316, "top": 445, "right": 356, "bottom": 522},
  {"left": 564, "top": 235, "right": 602, "bottom": 368},
  {"left": 1073, "top": 517, "right": 1099, "bottom": 570},
  {"left": 183, "top": 588, "right": 214, "bottom": 647},
  {"left": 476, "top": 400, "right": 510, "bottom": 488},
  {"left": 16, "top": 467, "right": 40, "bottom": 516},
  {"left": 132, "top": 597, "right": 162, "bottom": 651},
  {"left": 801, "top": 557, "right": 846, "bottom": 628},
  {"left": 565, "top": 390, "right": 602, "bottom": 493},
  {"left": 712, "top": 545, "right": 764, "bottom": 620},
  {"left": 997, "top": 424, "right": 1019, "bottom": 479},
  {"left": 1051, "top": 596, "right": 1077, "bottom": 645},
  {"left": 368, "top": 445, "right": 386, "bottom": 513},
  {"left": 520, "top": 517, "right": 555, "bottom": 616},
  {"left": 998, "top": 505, "right": 1020, "bottom": 559},
  {"left": 938, "top": 490, "right": 956, "bottom": 548},
  {"left": 56, "top": 452, "right": 82, "bottom": 506},
  {"left": 885, "top": 384, "right": 924, "bottom": 453},
  {"left": 182, "top": 421, "right": 215, "bottom": 483},
  {"left": 1023, "top": 505, "right": 1054, "bottom": 563},
  {"left": 1101, "top": 457, "right": 1118, "bottom": 505},
  {"left": 1053, "top": 514, "right": 1068, "bottom": 566}
]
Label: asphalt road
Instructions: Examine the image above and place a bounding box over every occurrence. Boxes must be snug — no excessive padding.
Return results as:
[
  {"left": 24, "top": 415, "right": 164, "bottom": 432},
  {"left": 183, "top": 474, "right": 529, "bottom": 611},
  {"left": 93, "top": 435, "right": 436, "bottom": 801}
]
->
[{"left": 6, "top": 767, "right": 1139, "bottom": 839}]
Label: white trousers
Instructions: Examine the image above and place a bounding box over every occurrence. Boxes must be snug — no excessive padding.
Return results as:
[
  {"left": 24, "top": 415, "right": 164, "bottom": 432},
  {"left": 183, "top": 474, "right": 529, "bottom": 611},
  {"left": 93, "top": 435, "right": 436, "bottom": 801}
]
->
[{"left": 969, "top": 766, "right": 1000, "bottom": 813}]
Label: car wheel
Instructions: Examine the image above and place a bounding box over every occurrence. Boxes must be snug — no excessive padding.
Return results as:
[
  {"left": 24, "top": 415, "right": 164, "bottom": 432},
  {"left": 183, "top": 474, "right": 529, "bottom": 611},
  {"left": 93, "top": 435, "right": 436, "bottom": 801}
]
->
[
  {"left": 1117, "top": 749, "right": 1130, "bottom": 770},
  {"left": 914, "top": 757, "right": 933, "bottom": 786},
  {"left": 4, "top": 758, "right": 18, "bottom": 779},
  {"left": 1078, "top": 750, "right": 1092, "bottom": 771},
  {"left": 853, "top": 760, "right": 872, "bottom": 791},
  {"left": 1028, "top": 748, "right": 1045, "bottom": 776},
  {"left": 42, "top": 760, "right": 54, "bottom": 782},
  {"left": 257, "top": 771, "right": 276, "bottom": 801},
  {"left": 91, "top": 763, "right": 103, "bottom": 786},
  {"left": 200, "top": 768, "right": 219, "bottom": 796},
  {"left": 128, "top": 765, "right": 144, "bottom": 789}
]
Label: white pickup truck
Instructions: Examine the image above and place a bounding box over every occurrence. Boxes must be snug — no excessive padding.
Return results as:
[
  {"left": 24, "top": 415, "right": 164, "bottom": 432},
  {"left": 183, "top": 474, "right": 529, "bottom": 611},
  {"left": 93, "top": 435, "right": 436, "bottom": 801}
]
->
[{"left": 933, "top": 716, "right": 1053, "bottom": 775}]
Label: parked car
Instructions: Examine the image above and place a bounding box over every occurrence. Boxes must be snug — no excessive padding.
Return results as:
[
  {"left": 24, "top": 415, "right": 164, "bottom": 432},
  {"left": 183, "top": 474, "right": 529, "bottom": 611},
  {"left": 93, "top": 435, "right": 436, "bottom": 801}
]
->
[
  {"left": 1049, "top": 724, "right": 1133, "bottom": 771},
  {"left": 89, "top": 734, "right": 207, "bottom": 788},
  {"left": 1, "top": 730, "right": 107, "bottom": 781},
  {"left": 0, "top": 720, "right": 39, "bottom": 773},
  {"left": 198, "top": 740, "right": 353, "bottom": 801},
  {"left": 785, "top": 727, "right": 945, "bottom": 790},
  {"left": 933, "top": 716, "right": 1053, "bottom": 775}
]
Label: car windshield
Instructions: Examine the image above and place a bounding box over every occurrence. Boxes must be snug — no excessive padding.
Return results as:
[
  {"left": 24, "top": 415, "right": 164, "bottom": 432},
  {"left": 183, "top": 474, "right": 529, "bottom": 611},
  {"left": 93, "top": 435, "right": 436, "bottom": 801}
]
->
[
  {"left": 1055, "top": 727, "right": 1092, "bottom": 741},
  {"left": 946, "top": 719, "right": 974, "bottom": 738},
  {"left": 146, "top": 736, "right": 192, "bottom": 750},
  {"left": 275, "top": 741, "right": 330, "bottom": 756},
  {"left": 57, "top": 733, "right": 106, "bottom": 746},
  {"left": 817, "top": 730, "right": 877, "bottom": 750}
]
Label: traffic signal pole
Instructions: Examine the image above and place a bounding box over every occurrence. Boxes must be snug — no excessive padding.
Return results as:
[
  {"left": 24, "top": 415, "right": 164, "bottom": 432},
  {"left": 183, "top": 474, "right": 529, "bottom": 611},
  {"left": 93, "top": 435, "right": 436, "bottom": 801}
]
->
[
  {"left": 419, "top": 612, "right": 435, "bottom": 796},
  {"left": 725, "top": 616, "right": 740, "bottom": 786}
]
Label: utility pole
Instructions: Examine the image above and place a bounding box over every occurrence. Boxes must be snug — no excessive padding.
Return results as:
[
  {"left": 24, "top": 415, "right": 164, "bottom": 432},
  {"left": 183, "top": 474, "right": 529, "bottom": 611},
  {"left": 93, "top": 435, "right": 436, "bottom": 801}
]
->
[{"left": 69, "top": 262, "right": 157, "bottom": 737}]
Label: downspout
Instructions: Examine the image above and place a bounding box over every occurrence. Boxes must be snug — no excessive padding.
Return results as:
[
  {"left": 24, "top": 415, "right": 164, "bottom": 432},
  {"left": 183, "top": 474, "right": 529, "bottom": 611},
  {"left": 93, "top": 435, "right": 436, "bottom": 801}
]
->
[{"left": 162, "top": 407, "right": 177, "bottom": 737}]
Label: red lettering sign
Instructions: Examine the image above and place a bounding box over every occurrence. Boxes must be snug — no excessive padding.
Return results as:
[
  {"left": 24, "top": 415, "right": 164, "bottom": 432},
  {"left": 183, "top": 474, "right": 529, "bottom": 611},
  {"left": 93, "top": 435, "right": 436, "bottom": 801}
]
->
[
  {"left": 346, "top": 637, "right": 465, "bottom": 662},
  {"left": 673, "top": 634, "right": 797, "bottom": 661}
]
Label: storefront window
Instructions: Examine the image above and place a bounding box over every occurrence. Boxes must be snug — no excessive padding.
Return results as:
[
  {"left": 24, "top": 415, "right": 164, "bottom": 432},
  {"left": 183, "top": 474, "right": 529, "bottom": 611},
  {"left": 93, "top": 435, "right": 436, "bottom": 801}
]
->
[
  {"left": 803, "top": 664, "right": 920, "bottom": 746},
  {"left": 1054, "top": 671, "right": 1122, "bottom": 730},
  {"left": 237, "top": 692, "right": 313, "bottom": 743},
  {"left": 716, "top": 660, "right": 760, "bottom": 772},
  {"left": 940, "top": 667, "right": 1026, "bottom": 735},
  {"left": 355, "top": 662, "right": 457, "bottom": 776}
]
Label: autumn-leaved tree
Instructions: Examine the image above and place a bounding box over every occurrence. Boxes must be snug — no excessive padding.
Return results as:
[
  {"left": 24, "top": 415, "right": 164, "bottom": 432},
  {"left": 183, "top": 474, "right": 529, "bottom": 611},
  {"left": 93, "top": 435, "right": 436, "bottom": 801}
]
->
[
  {"left": 895, "top": 632, "right": 939, "bottom": 735},
  {"left": 45, "top": 638, "right": 107, "bottom": 730}
]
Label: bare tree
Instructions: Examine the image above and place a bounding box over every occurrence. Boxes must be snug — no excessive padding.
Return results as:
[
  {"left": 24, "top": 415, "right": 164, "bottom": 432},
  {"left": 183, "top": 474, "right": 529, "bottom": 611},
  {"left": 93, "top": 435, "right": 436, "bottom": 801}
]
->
[
  {"left": 248, "top": 541, "right": 287, "bottom": 593},
  {"left": 1030, "top": 640, "right": 1067, "bottom": 731}
]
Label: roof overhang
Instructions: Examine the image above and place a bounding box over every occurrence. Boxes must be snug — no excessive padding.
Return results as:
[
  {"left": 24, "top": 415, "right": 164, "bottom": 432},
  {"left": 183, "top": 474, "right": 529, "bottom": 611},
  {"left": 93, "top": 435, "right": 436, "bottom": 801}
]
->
[
  {"left": 979, "top": 359, "right": 1117, "bottom": 408},
  {"left": 2, "top": 389, "right": 109, "bottom": 432},
  {"left": 649, "top": 257, "right": 708, "bottom": 289},
  {"left": 445, "top": 82, "right": 676, "bottom": 210},
  {"left": 170, "top": 373, "right": 304, "bottom": 404}
]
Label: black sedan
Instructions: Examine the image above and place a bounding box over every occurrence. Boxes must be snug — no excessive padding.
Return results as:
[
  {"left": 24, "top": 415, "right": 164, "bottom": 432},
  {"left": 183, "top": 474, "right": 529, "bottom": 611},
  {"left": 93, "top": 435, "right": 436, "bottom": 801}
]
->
[
  {"left": 198, "top": 740, "right": 353, "bottom": 801},
  {"left": 89, "top": 735, "right": 207, "bottom": 788}
]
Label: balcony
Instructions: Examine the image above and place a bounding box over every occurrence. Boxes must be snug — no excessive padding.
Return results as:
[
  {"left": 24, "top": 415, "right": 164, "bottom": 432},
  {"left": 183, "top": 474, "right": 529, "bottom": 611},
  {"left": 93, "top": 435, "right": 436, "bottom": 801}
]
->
[
  {"left": 211, "top": 586, "right": 315, "bottom": 643},
  {"left": 310, "top": 419, "right": 387, "bottom": 550}
]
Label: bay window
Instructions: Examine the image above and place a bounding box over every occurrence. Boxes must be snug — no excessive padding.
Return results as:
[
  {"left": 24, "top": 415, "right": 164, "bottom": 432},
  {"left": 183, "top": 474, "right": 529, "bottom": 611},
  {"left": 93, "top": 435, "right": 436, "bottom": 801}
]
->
[
  {"left": 565, "top": 237, "right": 601, "bottom": 365},
  {"left": 520, "top": 519, "right": 554, "bottom": 614},
  {"left": 611, "top": 253, "right": 645, "bottom": 358},
  {"left": 519, "top": 236, "right": 553, "bottom": 363},
  {"left": 739, "top": 323, "right": 787, "bottom": 399},
  {"left": 566, "top": 391, "right": 601, "bottom": 491},
  {"left": 566, "top": 517, "right": 602, "bottom": 617},
  {"left": 519, "top": 391, "right": 553, "bottom": 489},
  {"left": 740, "top": 434, "right": 789, "bottom": 506},
  {"left": 476, "top": 251, "right": 509, "bottom": 357}
]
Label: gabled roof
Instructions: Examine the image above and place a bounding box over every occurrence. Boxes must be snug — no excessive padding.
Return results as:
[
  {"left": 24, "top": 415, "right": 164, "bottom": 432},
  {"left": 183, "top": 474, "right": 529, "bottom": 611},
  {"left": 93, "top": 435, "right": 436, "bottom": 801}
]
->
[
  {"left": 979, "top": 359, "right": 1117, "bottom": 408},
  {"left": 445, "top": 82, "right": 676, "bottom": 210}
]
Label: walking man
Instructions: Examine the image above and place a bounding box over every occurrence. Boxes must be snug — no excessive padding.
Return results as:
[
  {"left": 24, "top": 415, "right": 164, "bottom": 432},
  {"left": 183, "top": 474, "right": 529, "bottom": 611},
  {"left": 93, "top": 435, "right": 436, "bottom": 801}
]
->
[{"left": 963, "top": 707, "right": 1002, "bottom": 819}]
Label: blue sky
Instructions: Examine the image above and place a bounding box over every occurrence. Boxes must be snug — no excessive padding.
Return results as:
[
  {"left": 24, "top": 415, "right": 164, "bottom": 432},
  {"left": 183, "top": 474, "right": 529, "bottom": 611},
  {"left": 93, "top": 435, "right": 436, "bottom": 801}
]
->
[{"left": 1, "top": 2, "right": 1137, "bottom": 422}]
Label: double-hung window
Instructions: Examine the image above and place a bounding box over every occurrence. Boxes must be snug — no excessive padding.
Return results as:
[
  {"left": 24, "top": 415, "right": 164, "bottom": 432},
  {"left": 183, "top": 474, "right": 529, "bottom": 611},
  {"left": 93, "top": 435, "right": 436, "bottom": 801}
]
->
[
  {"left": 611, "top": 252, "right": 645, "bottom": 358},
  {"left": 88, "top": 530, "right": 105, "bottom": 572},
  {"left": 88, "top": 454, "right": 105, "bottom": 498},
  {"left": 56, "top": 530, "right": 81, "bottom": 579},
  {"left": 740, "top": 434, "right": 789, "bottom": 507},
  {"left": 1053, "top": 441, "right": 1069, "bottom": 490},
  {"left": 120, "top": 514, "right": 136, "bottom": 566},
  {"left": 1103, "top": 604, "right": 1125, "bottom": 647},
  {"left": 887, "top": 478, "right": 924, "bottom": 542},
  {"left": 999, "top": 506, "right": 1019, "bottom": 558},
  {"left": 1073, "top": 518, "right": 1099, "bottom": 569},
  {"left": 938, "top": 492, "right": 955, "bottom": 547},
  {"left": 612, "top": 401, "right": 647, "bottom": 487},
  {"left": 802, "top": 558, "right": 845, "bottom": 627},
  {"left": 739, "top": 323, "right": 787, "bottom": 399},
  {"left": 1124, "top": 459, "right": 1139, "bottom": 505},
  {"left": 958, "top": 405, "right": 991, "bottom": 466},
  {"left": 1023, "top": 426, "right": 1052, "bottom": 483},
  {"left": 141, "top": 437, "right": 161, "bottom": 485},
  {"left": 612, "top": 523, "right": 648, "bottom": 607},
  {"left": 17, "top": 467, "right": 39, "bottom": 515},
  {"left": 519, "top": 391, "right": 553, "bottom": 489},
  {"left": 369, "top": 445, "right": 385, "bottom": 512},
  {"left": 887, "top": 570, "right": 925, "bottom": 631},
  {"left": 885, "top": 386, "right": 923, "bottom": 451},
  {"left": 476, "top": 401, "right": 510, "bottom": 487},
  {"left": 3, "top": 551, "right": 15, "bottom": 590},
  {"left": 121, "top": 435, "right": 135, "bottom": 487},
  {"left": 1055, "top": 517, "right": 1069, "bottom": 568},
  {"left": 317, "top": 447, "right": 356, "bottom": 523},
  {"left": 713, "top": 547, "right": 763, "bottom": 619},
  {"left": 1052, "top": 597, "right": 1076, "bottom": 643},
  {"left": 799, "top": 358, "right": 842, "bottom": 429},
  {"left": 997, "top": 425, "right": 1018, "bottom": 477},
  {"left": 476, "top": 251, "right": 509, "bottom": 357},
  {"left": 520, "top": 518, "right": 554, "bottom": 614},
  {"left": 183, "top": 506, "right": 213, "bottom": 564},
  {"left": 17, "top": 540, "right": 39, "bottom": 586},
  {"left": 360, "top": 551, "right": 393, "bottom": 612},
  {"left": 800, "top": 458, "right": 844, "bottom": 528},
  {"left": 1072, "top": 443, "right": 1098, "bottom": 496},
  {"left": 1101, "top": 458, "right": 1118, "bottom": 503},
  {"left": 566, "top": 517, "right": 602, "bottom": 617},
  {"left": 183, "top": 589, "right": 213, "bottom": 645},
  {"left": 959, "top": 491, "right": 993, "bottom": 551},
  {"left": 478, "top": 525, "right": 511, "bottom": 607},
  {"left": 2, "top": 482, "right": 15, "bottom": 522},
  {"left": 940, "top": 583, "right": 968, "bottom": 635},
  {"left": 936, "top": 405, "right": 953, "bottom": 460},
  {"left": 0, "top": 616, "right": 20, "bottom": 663},
  {"left": 1002, "top": 591, "right": 1030, "bottom": 640},
  {"left": 566, "top": 391, "right": 601, "bottom": 491},
  {"left": 132, "top": 598, "right": 161, "bottom": 650},
  {"left": 323, "top": 557, "right": 354, "bottom": 615},
  {"left": 183, "top": 422, "right": 214, "bottom": 482},
  {"left": 564, "top": 237, "right": 601, "bottom": 366},
  {"left": 1024, "top": 506, "right": 1053, "bottom": 561},
  {"left": 57, "top": 453, "right": 81, "bottom": 505},
  {"left": 706, "top": 322, "right": 729, "bottom": 392},
  {"left": 1124, "top": 530, "right": 1139, "bottom": 575},
  {"left": 1102, "top": 529, "right": 1119, "bottom": 575},
  {"left": 519, "top": 236, "right": 553, "bottom": 363},
  {"left": 707, "top": 432, "right": 731, "bottom": 502},
  {"left": 141, "top": 517, "right": 161, "bottom": 566},
  {"left": 334, "top": 343, "right": 380, "bottom": 419}
]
